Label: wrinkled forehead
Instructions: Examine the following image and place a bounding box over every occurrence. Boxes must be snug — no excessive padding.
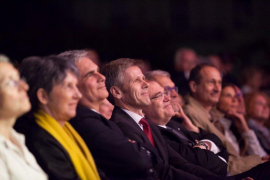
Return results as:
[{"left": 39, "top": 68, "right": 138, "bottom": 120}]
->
[
  {"left": 156, "top": 76, "right": 175, "bottom": 87},
  {"left": 200, "top": 66, "right": 221, "bottom": 80},
  {"left": 123, "top": 65, "right": 143, "bottom": 79},
  {"left": 148, "top": 81, "right": 164, "bottom": 95}
]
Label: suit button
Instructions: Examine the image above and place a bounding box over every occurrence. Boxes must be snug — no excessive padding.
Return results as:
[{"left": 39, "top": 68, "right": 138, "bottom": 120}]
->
[
  {"left": 146, "top": 150, "right": 151, "bottom": 155},
  {"left": 178, "top": 128, "right": 180, "bottom": 130},
  {"left": 141, "top": 147, "right": 145, "bottom": 150},
  {"left": 149, "top": 169, "right": 153, "bottom": 173}
]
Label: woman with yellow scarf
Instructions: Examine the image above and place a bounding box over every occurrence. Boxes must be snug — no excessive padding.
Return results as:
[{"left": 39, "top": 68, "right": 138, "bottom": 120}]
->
[{"left": 16, "top": 56, "right": 101, "bottom": 180}]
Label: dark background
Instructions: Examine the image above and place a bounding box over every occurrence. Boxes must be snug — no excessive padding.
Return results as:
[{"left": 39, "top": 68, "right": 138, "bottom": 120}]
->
[{"left": 1, "top": 0, "right": 270, "bottom": 72}]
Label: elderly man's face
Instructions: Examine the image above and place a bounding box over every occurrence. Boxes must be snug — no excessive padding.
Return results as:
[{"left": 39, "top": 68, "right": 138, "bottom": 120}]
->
[
  {"left": 120, "top": 66, "right": 151, "bottom": 108},
  {"left": 155, "top": 75, "right": 181, "bottom": 109},
  {"left": 192, "top": 66, "right": 222, "bottom": 106},
  {"left": 76, "top": 57, "right": 108, "bottom": 104},
  {"left": 143, "top": 81, "right": 175, "bottom": 125}
]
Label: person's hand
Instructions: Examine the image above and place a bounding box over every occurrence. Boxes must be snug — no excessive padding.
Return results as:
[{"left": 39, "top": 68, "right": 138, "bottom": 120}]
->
[
  {"left": 174, "top": 103, "right": 200, "bottom": 133},
  {"left": 193, "top": 140, "right": 209, "bottom": 150},
  {"left": 261, "top": 155, "right": 270, "bottom": 162},
  {"left": 128, "top": 139, "right": 136, "bottom": 143},
  {"left": 226, "top": 109, "right": 249, "bottom": 133}
]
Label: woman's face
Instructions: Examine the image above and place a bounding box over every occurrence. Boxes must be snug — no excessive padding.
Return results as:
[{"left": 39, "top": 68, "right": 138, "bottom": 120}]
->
[
  {"left": 217, "top": 86, "right": 239, "bottom": 113},
  {"left": 44, "top": 72, "right": 82, "bottom": 122},
  {"left": 0, "top": 62, "right": 30, "bottom": 119},
  {"left": 250, "top": 95, "right": 270, "bottom": 121}
]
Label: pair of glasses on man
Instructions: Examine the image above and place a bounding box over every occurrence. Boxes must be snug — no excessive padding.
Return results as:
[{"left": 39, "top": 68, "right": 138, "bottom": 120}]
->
[
  {"left": 164, "top": 86, "right": 178, "bottom": 93},
  {"left": 150, "top": 90, "right": 170, "bottom": 100}
]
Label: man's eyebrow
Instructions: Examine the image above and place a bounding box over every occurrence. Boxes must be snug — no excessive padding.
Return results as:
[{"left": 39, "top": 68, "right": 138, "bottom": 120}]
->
[
  {"left": 84, "top": 70, "right": 95, "bottom": 78},
  {"left": 153, "top": 91, "right": 162, "bottom": 97}
]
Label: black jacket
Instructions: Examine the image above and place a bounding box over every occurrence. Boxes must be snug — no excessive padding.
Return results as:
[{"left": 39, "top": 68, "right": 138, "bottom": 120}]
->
[
  {"left": 19, "top": 121, "right": 80, "bottom": 180},
  {"left": 160, "top": 117, "right": 228, "bottom": 175},
  {"left": 110, "top": 106, "right": 232, "bottom": 180},
  {"left": 70, "top": 104, "right": 157, "bottom": 180}
]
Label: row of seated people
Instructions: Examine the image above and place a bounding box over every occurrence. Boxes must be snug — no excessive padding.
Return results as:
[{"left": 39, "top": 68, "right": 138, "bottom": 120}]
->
[{"left": 1, "top": 50, "right": 270, "bottom": 180}]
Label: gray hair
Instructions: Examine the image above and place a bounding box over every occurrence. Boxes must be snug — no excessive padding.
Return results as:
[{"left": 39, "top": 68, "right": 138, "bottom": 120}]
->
[
  {"left": 0, "top": 54, "right": 10, "bottom": 63},
  {"left": 101, "top": 58, "right": 137, "bottom": 105},
  {"left": 20, "top": 55, "right": 79, "bottom": 112},
  {"left": 58, "top": 50, "right": 92, "bottom": 63},
  {"left": 144, "top": 70, "right": 171, "bottom": 81}
]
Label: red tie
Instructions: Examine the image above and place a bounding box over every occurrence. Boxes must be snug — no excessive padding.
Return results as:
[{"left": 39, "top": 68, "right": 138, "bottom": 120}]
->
[{"left": 139, "top": 118, "right": 155, "bottom": 147}]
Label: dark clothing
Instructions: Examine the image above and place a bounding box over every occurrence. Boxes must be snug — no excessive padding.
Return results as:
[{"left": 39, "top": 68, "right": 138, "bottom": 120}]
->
[
  {"left": 171, "top": 71, "right": 190, "bottom": 97},
  {"left": 110, "top": 106, "right": 231, "bottom": 180},
  {"left": 163, "top": 117, "right": 228, "bottom": 176},
  {"left": 70, "top": 104, "right": 157, "bottom": 180},
  {"left": 17, "top": 120, "right": 80, "bottom": 180}
]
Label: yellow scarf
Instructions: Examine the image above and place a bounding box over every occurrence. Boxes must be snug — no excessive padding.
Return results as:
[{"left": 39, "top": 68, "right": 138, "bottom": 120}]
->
[{"left": 34, "top": 110, "right": 100, "bottom": 180}]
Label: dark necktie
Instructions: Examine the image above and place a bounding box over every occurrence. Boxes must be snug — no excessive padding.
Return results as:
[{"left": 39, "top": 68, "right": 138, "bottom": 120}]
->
[{"left": 139, "top": 118, "right": 155, "bottom": 147}]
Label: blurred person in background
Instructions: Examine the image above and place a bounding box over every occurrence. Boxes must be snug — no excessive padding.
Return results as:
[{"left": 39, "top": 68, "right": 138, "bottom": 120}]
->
[
  {"left": 214, "top": 84, "right": 267, "bottom": 157},
  {"left": 99, "top": 99, "right": 114, "bottom": 120},
  {"left": 172, "top": 48, "right": 199, "bottom": 96},
  {"left": 17, "top": 56, "right": 101, "bottom": 180},
  {"left": 0, "top": 59, "right": 47, "bottom": 180},
  {"left": 245, "top": 92, "right": 270, "bottom": 154},
  {"left": 241, "top": 67, "right": 263, "bottom": 94},
  {"left": 183, "top": 63, "right": 267, "bottom": 175}
]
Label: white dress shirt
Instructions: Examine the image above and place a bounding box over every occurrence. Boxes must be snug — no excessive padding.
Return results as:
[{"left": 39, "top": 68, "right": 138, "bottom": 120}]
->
[
  {"left": 0, "top": 129, "right": 47, "bottom": 180},
  {"left": 122, "top": 109, "right": 144, "bottom": 130}
]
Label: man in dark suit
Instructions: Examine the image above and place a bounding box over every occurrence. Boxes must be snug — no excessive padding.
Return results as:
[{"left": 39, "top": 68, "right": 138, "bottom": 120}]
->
[
  {"left": 58, "top": 50, "right": 157, "bottom": 180},
  {"left": 102, "top": 58, "right": 233, "bottom": 180},
  {"left": 142, "top": 79, "right": 228, "bottom": 176}
]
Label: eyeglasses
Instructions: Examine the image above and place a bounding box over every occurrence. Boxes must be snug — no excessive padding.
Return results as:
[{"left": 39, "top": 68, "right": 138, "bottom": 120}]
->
[
  {"left": 164, "top": 86, "right": 178, "bottom": 94},
  {"left": 150, "top": 91, "right": 170, "bottom": 100},
  {"left": 2, "top": 77, "right": 27, "bottom": 88}
]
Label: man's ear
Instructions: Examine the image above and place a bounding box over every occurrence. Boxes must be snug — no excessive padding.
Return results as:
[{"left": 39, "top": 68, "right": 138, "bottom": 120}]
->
[
  {"left": 37, "top": 88, "right": 49, "bottom": 105},
  {"left": 189, "top": 81, "right": 197, "bottom": 94},
  {"left": 110, "top": 86, "right": 123, "bottom": 100}
]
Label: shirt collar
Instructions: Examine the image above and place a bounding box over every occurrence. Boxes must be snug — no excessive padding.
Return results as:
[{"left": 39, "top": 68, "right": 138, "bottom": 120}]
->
[
  {"left": 122, "top": 108, "right": 144, "bottom": 125},
  {"left": 158, "top": 125, "right": 167, "bottom": 129},
  {"left": 91, "top": 108, "right": 100, "bottom": 114},
  {"left": 0, "top": 129, "right": 25, "bottom": 152}
]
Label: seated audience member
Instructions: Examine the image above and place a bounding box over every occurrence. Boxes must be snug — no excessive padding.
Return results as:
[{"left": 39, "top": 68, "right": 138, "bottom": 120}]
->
[
  {"left": 246, "top": 92, "right": 270, "bottom": 154},
  {"left": 142, "top": 80, "right": 228, "bottom": 176},
  {"left": 102, "top": 58, "right": 235, "bottom": 180},
  {"left": 172, "top": 48, "right": 198, "bottom": 97},
  {"left": 0, "top": 60, "right": 47, "bottom": 180},
  {"left": 99, "top": 99, "right": 114, "bottom": 120},
  {"left": 183, "top": 63, "right": 269, "bottom": 175},
  {"left": 215, "top": 84, "right": 267, "bottom": 157},
  {"left": 241, "top": 67, "right": 263, "bottom": 94},
  {"left": 59, "top": 50, "right": 157, "bottom": 180},
  {"left": 17, "top": 56, "right": 100, "bottom": 180}
]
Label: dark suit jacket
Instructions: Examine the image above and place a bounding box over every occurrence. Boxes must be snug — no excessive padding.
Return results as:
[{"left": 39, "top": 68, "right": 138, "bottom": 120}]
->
[
  {"left": 110, "top": 106, "right": 231, "bottom": 180},
  {"left": 19, "top": 120, "right": 80, "bottom": 180},
  {"left": 161, "top": 117, "right": 228, "bottom": 175},
  {"left": 70, "top": 104, "right": 157, "bottom": 180}
]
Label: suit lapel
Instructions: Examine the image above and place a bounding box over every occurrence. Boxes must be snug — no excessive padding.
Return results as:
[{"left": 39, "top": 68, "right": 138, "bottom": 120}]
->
[{"left": 112, "top": 107, "right": 153, "bottom": 144}]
